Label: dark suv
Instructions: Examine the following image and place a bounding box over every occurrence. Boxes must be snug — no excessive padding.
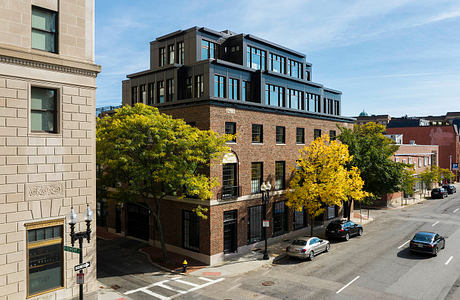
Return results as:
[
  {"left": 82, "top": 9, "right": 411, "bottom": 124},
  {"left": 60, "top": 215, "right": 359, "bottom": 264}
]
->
[
  {"left": 431, "top": 188, "right": 448, "bottom": 199},
  {"left": 442, "top": 184, "right": 456, "bottom": 194},
  {"left": 325, "top": 220, "right": 363, "bottom": 241}
]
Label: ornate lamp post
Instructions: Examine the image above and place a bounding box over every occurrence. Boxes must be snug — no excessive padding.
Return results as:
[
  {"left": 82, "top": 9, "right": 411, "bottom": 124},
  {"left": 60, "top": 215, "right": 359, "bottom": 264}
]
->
[
  {"left": 68, "top": 205, "right": 93, "bottom": 300},
  {"left": 260, "top": 181, "right": 271, "bottom": 260}
]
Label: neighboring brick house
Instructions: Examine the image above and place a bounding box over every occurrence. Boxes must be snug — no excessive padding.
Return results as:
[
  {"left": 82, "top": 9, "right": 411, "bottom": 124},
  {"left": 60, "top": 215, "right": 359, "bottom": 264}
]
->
[
  {"left": 100, "top": 27, "right": 354, "bottom": 265},
  {"left": 0, "top": 1, "right": 100, "bottom": 299}
]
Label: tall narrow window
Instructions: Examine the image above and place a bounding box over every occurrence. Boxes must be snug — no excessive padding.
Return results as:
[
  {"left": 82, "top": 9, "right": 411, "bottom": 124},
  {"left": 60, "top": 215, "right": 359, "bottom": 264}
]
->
[
  {"left": 225, "top": 122, "right": 236, "bottom": 142},
  {"left": 26, "top": 220, "right": 64, "bottom": 297},
  {"left": 275, "top": 161, "right": 285, "bottom": 190},
  {"left": 265, "top": 84, "right": 285, "bottom": 107},
  {"left": 182, "top": 210, "right": 200, "bottom": 251},
  {"left": 131, "top": 86, "right": 138, "bottom": 104},
  {"left": 195, "top": 75, "right": 204, "bottom": 97},
  {"left": 157, "top": 81, "right": 164, "bottom": 103},
  {"left": 289, "top": 89, "right": 300, "bottom": 110},
  {"left": 248, "top": 205, "right": 263, "bottom": 243},
  {"left": 222, "top": 163, "right": 238, "bottom": 198},
  {"left": 140, "top": 85, "right": 146, "bottom": 104},
  {"left": 273, "top": 201, "right": 288, "bottom": 235},
  {"left": 242, "top": 81, "right": 251, "bottom": 102},
  {"left": 270, "top": 53, "right": 285, "bottom": 74},
  {"left": 276, "top": 126, "right": 285, "bottom": 144},
  {"left": 252, "top": 124, "right": 263, "bottom": 143},
  {"left": 166, "top": 79, "right": 174, "bottom": 102},
  {"left": 178, "top": 42, "right": 184, "bottom": 64},
  {"left": 159, "top": 48, "right": 166, "bottom": 67},
  {"left": 31, "top": 87, "right": 57, "bottom": 133},
  {"left": 32, "top": 6, "right": 57, "bottom": 53},
  {"left": 314, "top": 129, "right": 321, "bottom": 140},
  {"left": 296, "top": 128, "right": 305, "bottom": 144},
  {"left": 251, "top": 162, "right": 263, "bottom": 193},
  {"left": 334, "top": 100, "right": 340, "bottom": 115},
  {"left": 184, "top": 77, "right": 192, "bottom": 99},
  {"left": 247, "top": 46, "right": 266, "bottom": 70},
  {"left": 201, "top": 40, "right": 216, "bottom": 59},
  {"left": 168, "top": 44, "right": 175, "bottom": 64},
  {"left": 329, "top": 130, "right": 336, "bottom": 140},
  {"left": 214, "top": 75, "right": 225, "bottom": 98},
  {"left": 229, "top": 78, "right": 239, "bottom": 100},
  {"left": 288, "top": 59, "right": 302, "bottom": 79},
  {"left": 328, "top": 99, "right": 333, "bottom": 114},
  {"left": 147, "top": 83, "right": 154, "bottom": 105}
]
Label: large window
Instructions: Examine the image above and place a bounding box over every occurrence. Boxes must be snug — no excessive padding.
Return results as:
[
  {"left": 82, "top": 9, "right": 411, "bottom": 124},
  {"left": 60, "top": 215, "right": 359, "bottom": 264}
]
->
[
  {"left": 251, "top": 162, "right": 263, "bottom": 193},
  {"left": 288, "top": 59, "right": 302, "bottom": 79},
  {"left": 159, "top": 48, "right": 165, "bottom": 66},
  {"left": 294, "top": 208, "right": 307, "bottom": 229},
  {"left": 32, "top": 6, "right": 57, "bottom": 53},
  {"left": 270, "top": 53, "right": 285, "bottom": 73},
  {"left": 168, "top": 44, "right": 175, "bottom": 64},
  {"left": 334, "top": 100, "right": 340, "bottom": 115},
  {"left": 248, "top": 205, "right": 263, "bottom": 243},
  {"left": 178, "top": 42, "right": 184, "bottom": 64},
  {"left": 184, "top": 77, "right": 192, "bottom": 99},
  {"left": 252, "top": 124, "right": 263, "bottom": 143},
  {"left": 229, "top": 78, "right": 239, "bottom": 100},
  {"left": 276, "top": 126, "right": 285, "bottom": 144},
  {"left": 148, "top": 83, "right": 154, "bottom": 105},
  {"left": 166, "top": 79, "right": 174, "bottom": 102},
  {"left": 289, "top": 89, "right": 301, "bottom": 110},
  {"left": 273, "top": 201, "right": 288, "bottom": 236},
  {"left": 214, "top": 75, "right": 225, "bottom": 98},
  {"left": 225, "top": 122, "right": 236, "bottom": 142},
  {"left": 265, "top": 84, "right": 285, "bottom": 107},
  {"left": 296, "top": 128, "right": 305, "bottom": 144},
  {"left": 157, "top": 81, "right": 164, "bottom": 103},
  {"left": 140, "top": 85, "right": 146, "bottom": 104},
  {"left": 26, "top": 220, "right": 64, "bottom": 297},
  {"left": 201, "top": 40, "right": 216, "bottom": 60},
  {"left": 242, "top": 81, "right": 251, "bottom": 102},
  {"left": 314, "top": 129, "right": 321, "bottom": 140},
  {"left": 31, "top": 87, "right": 57, "bottom": 133},
  {"left": 328, "top": 99, "right": 334, "bottom": 114},
  {"left": 275, "top": 161, "right": 285, "bottom": 190},
  {"left": 183, "top": 210, "right": 200, "bottom": 251},
  {"left": 247, "top": 46, "right": 266, "bottom": 70},
  {"left": 222, "top": 163, "right": 238, "bottom": 198},
  {"left": 306, "top": 93, "right": 320, "bottom": 113},
  {"left": 329, "top": 130, "right": 336, "bottom": 141},
  {"left": 131, "top": 86, "right": 138, "bottom": 104},
  {"left": 195, "top": 75, "right": 204, "bottom": 97}
]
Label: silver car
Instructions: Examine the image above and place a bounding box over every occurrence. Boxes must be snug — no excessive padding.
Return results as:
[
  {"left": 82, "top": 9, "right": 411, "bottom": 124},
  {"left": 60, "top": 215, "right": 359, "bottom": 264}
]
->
[{"left": 286, "top": 237, "right": 330, "bottom": 260}]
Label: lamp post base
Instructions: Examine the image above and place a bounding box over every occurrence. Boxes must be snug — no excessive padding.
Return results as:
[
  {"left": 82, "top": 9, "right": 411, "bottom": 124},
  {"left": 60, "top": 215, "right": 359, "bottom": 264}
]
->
[{"left": 262, "top": 252, "right": 269, "bottom": 260}]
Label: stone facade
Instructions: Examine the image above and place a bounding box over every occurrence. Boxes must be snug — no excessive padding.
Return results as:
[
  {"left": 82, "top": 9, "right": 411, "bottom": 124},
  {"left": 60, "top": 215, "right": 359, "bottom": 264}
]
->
[{"left": 0, "top": 0, "right": 100, "bottom": 299}]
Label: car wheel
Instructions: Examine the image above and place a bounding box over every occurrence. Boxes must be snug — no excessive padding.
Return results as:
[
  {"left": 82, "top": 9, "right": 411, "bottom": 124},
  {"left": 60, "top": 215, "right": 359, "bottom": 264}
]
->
[
  {"left": 325, "top": 243, "right": 330, "bottom": 252},
  {"left": 358, "top": 228, "right": 363, "bottom": 236},
  {"left": 442, "top": 241, "right": 445, "bottom": 249},
  {"left": 309, "top": 251, "right": 314, "bottom": 261},
  {"left": 433, "top": 247, "right": 438, "bottom": 256},
  {"left": 345, "top": 233, "right": 350, "bottom": 241}
]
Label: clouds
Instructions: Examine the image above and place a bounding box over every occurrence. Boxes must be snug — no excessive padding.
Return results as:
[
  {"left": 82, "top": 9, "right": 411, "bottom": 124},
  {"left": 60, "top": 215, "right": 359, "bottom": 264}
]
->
[{"left": 94, "top": 0, "right": 460, "bottom": 116}]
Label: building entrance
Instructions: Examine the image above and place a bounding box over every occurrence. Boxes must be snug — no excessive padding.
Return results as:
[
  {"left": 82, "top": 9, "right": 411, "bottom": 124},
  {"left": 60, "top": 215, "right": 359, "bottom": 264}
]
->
[
  {"left": 126, "top": 203, "right": 150, "bottom": 241},
  {"left": 223, "top": 210, "right": 237, "bottom": 253}
]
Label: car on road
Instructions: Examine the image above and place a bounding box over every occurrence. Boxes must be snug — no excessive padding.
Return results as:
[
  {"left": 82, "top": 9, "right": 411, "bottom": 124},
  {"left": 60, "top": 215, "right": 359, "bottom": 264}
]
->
[
  {"left": 409, "top": 231, "right": 445, "bottom": 256},
  {"left": 431, "top": 188, "right": 448, "bottom": 199},
  {"left": 442, "top": 184, "right": 456, "bottom": 194},
  {"left": 325, "top": 220, "right": 363, "bottom": 241},
  {"left": 286, "top": 237, "right": 330, "bottom": 260}
]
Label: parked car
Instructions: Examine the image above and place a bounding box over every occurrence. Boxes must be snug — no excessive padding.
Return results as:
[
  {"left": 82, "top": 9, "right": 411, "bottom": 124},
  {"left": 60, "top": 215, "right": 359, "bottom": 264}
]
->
[
  {"left": 431, "top": 188, "right": 448, "bottom": 199},
  {"left": 442, "top": 184, "right": 456, "bottom": 194},
  {"left": 325, "top": 220, "right": 363, "bottom": 241},
  {"left": 286, "top": 237, "right": 330, "bottom": 260},
  {"left": 409, "top": 231, "right": 445, "bottom": 256}
]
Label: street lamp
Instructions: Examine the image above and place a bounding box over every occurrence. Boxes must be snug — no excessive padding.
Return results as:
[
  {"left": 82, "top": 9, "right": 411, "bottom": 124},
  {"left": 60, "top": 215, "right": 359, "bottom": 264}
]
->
[
  {"left": 261, "top": 181, "right": 271, "bottom": 260},
  {"left": 68, "top": 205, "right": 93, "bottom": 300}
]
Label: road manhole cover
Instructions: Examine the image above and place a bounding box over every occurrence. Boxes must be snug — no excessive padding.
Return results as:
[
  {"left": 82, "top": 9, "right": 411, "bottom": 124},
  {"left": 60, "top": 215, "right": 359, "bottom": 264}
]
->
[
  {"left": 111, "top": 284, "right": 121, "bottom": 290},
  {"left": 262, "top": 281, "right": 275, "bottom": 286}
]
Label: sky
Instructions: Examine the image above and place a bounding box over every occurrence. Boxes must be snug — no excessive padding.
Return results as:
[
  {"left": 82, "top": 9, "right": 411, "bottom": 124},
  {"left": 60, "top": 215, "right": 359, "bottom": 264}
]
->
[{"left": 95, "top": 0, "right": 460, "bottom": 117}]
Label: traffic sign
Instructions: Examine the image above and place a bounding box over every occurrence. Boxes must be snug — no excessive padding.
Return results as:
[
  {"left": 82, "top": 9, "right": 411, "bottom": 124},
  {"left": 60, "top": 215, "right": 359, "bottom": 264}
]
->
[
  {"left": 64, "top": 246, "right": 81, "bottom": 254},
  {"left": 77, "top": 273, "right": 84, "bottom": 284},
  {"left": 74, "top": 261, "right": 90, "bottom": 272},
  {"left": 262, "top": 220, "right": 269, "bottom": 228},
  {"left": 453, "top": 163, "right": 459, "bottom": 171}
]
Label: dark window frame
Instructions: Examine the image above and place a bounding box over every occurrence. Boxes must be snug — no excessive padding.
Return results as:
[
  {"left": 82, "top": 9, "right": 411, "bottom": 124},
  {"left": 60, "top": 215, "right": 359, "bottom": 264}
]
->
[
  {"left": 225, "top": 122, "right": 236, "bottom": 142},
  {"left": 31, "top": 5, "right": 58, "bottom": 53},
  {"left": 314, "top": 129, "right": 321, "bottom": 140},
  {"left": 214, "top": 75, "right": 226, "bottom": 98},
  {"left": 182, "top": 210, "right": 200, "bottom": 252},
  {"left": 252, "top": 124, "right": 263, "bottom": 143},
  {"left": 31, "top": 86, "right": 57, "bottom": 133},
  {"left": 195, "top": 75, "right": 204, "bottom": 97},
  {"left": 229, "top": 78, "right": 239, "bottom": 100},
  {"left": 147, "top": 83, "right": 154, "bottom": 105},
  {"left": 275, "top": 161, "right": 285, "bottom": 190},
  {"left": 168, "top": 44, "right": 175, "bottom": 64},
  {"left": 159, "top": 47, "right": 166, "bottom": 66},
  {"left": 251, "top": 162, "right": 263, "bottom": 194},
  {"left": 276, "top": 126, "right": 286, "bottom": 144},
  {"left": 248, "top": 205, "right": 263, "bottom": 243},
  {"left": 296, "top": 128, "right": 305, "bottom": 144}
]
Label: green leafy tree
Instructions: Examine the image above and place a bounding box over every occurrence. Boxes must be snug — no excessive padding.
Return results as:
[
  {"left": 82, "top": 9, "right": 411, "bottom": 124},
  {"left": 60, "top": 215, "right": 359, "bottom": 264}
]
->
[
  {"left": 338, "top": 122, "right": 406, "bottom": 204},
  {"left": 286, "top": 136, "right": 369, "bottom": 236},
  {"left": 97, "top": 104, "right": 232, "bottom": 261},
  {"left": 401, "top": 168, "right": 417, "bottom": 198},
  {"left": 419, "top": 168, "right": 436, "bottom": 194},
  {"left": 440, "top": 168, "right": 455, "bottom": 183}
]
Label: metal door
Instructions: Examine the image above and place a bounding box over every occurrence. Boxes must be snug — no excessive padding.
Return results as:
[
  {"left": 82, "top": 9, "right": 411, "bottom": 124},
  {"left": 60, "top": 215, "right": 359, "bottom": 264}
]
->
[{"left": 223, "top": 210, "right": 237, "bottom": 253}]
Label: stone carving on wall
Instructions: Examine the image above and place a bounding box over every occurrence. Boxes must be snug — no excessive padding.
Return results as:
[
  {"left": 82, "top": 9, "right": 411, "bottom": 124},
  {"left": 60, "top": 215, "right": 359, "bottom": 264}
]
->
[{"left": 26, "top": 182, "right": 65, "bottom": 200}]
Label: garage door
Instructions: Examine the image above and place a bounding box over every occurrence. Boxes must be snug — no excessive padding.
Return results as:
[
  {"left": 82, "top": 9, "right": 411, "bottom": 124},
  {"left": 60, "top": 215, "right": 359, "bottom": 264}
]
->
[{"left": 126, "top": 203, "right": 150, "bottom": 241}]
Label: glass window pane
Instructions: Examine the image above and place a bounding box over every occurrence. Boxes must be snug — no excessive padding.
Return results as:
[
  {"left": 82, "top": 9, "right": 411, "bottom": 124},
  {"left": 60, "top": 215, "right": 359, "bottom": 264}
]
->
[
  {"left": 31, "top": 111, "right": 54, "bottom": 132},
  {"left": 32, "top": 8, "right": 55, "bottom": 32},
  {"left": 31, "top": 88, "right": 55, "bottom": 110},
  {"left": 28, "top": 230, "right": 36, "bottom": 242},
  {"left": 53, "top": 226, "right": 62, "bottom": 237},
  {"left": 36, "top": 228, "right": 45, "bottom": 241},
  {"left": 45, "top": 227, "right": 54, "bottom": 239},
  {"left": 28, "top": 244, "right": 63, "bottom": 295},
  {"left": 31, "top": 30, "right": 55, "bottom": 52}
]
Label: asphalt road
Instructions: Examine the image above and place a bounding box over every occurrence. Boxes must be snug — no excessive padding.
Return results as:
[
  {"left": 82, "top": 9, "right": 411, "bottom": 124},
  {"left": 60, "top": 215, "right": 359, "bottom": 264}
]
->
[{"left": 186, "top": 189, "right": 460, "bottom": 300}]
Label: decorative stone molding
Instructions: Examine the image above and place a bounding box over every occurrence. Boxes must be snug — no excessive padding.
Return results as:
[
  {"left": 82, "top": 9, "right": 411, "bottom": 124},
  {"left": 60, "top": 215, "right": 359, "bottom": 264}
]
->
[
  {"left": 26, "top": 182, "right": 65, "bottom": 200},
  {"left": 0, "top": 55, "right": 99, "bottom": 78}
]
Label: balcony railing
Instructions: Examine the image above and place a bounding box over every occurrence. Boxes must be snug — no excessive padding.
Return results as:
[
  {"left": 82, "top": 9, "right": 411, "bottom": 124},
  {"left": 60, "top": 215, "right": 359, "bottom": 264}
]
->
[{"left": 218, "top": 185, "right": 241, "bottom": 200}]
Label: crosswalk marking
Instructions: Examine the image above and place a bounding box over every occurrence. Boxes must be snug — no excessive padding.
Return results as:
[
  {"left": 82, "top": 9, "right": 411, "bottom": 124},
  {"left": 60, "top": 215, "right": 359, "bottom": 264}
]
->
[{"left": 124, "top": 276, "right": 224, "bottom": 299}]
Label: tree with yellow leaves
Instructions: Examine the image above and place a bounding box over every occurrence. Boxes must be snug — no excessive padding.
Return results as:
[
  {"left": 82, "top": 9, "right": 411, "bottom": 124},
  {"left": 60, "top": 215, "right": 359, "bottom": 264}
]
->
[{"left": 286, "top": 135, "right": 369, "bottom": 236}]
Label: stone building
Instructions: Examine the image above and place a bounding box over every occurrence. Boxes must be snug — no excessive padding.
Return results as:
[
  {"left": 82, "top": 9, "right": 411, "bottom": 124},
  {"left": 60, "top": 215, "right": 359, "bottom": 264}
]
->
[
  {"left": 101, "top": 27, "right": 354, "bottom": 265},
  {"left": 0, "top": 0, "right": 100, "bottom": 299}
]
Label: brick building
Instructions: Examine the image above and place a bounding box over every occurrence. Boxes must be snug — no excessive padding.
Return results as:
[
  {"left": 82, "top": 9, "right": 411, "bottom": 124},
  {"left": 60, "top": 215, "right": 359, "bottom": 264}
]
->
[
  {"left": 0, "top": 1, "right": 100, "bottom": 299},
  {"left": 100, "top": 27, "right": 354, "bottom": 265}
]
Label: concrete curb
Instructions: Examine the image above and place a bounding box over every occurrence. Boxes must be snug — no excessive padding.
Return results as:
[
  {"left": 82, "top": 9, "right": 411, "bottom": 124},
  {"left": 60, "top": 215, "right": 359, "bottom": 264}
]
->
[{"left": 138, "top": 248, "right": 184, "bottom": 275}]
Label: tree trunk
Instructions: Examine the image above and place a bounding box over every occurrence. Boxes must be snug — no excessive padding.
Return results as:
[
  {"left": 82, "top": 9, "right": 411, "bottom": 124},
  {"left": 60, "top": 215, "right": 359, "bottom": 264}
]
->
[
  {"left": 310, "top": 214, "right": 314, "bottom": 237},
  {"left": 154, "top": 198, "right": 169, "bottom": 262}
]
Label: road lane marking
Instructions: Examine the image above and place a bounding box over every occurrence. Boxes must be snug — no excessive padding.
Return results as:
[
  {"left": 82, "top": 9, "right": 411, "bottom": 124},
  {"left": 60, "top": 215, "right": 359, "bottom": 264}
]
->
[
  {"left": 445, "top": 256, "right": 453, "bottom": 265},
  {"left": 432, "top": 221, "right": 440, "bottom": 227},
  {"left": 336, "top": 276, "right": 360, "bottom": 294},
  {"left": 454, "top": 208, "right": 459, "bottom": 213},
  {"left": 174, "top": 279, "right": 199, "bottom": 287},
  {"left": 398, "top": 240, "right": 410, "bottom": 249}
]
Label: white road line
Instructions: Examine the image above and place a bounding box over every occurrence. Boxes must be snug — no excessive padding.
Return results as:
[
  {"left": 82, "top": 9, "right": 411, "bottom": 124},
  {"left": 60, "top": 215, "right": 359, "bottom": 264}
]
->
[
  {"left": 445, "top": 256, "right": 453, "bottom": 265},
  {"left": 141, "top": 289, "right": 170, "bottom": 300},
  {"left": 125, "top": 279, "right": 171, "bottom": 294},
  {"left": 454, "top": 208, "right": 459, "bottom": 213},
  {"left": 432, "top": 221, "right": 440, "bottom": 227},
  {"left": 170, "top": 278, "right": 225, "bottom": 299},
  {"left": 174, "top": 279, "right": 199, "bottom": 287},
  {"left": 198, "top": 276, "right": 215, "bottom": 282},
  {"left": 158, "top": 283, "right": 185, "bottom": 293},
  {"left": 336, "top": 276, "right": 360, "bottom": 294},
  {"left": 398, "top": 240, "right": 410, "bottom": 249}
]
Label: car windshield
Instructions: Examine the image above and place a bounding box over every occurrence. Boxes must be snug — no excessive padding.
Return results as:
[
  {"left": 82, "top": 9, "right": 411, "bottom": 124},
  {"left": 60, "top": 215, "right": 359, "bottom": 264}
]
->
[
  {"left": 414, "top": 233, "right": 434, "bottom": 243},
  {"left": 292, "top": 240, "right": 307, "bottom": 246}
]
